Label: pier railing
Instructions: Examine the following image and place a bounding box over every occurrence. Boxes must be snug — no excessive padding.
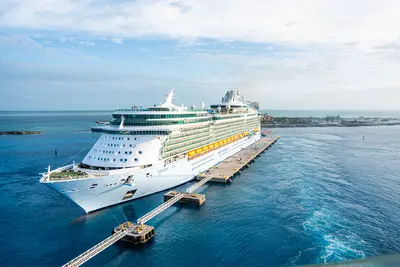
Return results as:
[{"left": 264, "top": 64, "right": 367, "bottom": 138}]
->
[
  {"left": 62, "top": 229, "right": 129, "bottom": 267},
  {"left": 137, "top": 193, "right": 184, "bottom": 225}
]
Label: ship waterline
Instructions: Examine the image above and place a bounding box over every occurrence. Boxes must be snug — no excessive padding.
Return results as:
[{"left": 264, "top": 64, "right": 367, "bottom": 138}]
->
[{"left": 40, "top": 89, "right": 262, "bottom": 213}]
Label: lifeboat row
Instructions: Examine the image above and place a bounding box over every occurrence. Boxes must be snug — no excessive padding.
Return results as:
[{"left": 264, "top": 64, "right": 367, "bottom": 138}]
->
[{"left": 188, "top": 131, "right": 250, "bottom": 159}]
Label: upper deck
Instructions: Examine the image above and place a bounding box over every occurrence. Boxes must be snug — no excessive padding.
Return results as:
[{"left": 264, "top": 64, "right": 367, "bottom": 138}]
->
[{"left": 92, "top": 89, "right": 260, "bottom": 135}]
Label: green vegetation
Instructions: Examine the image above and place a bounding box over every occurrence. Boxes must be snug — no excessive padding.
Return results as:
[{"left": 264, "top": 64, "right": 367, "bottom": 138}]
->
[
  {"left": 50, "top": 171, "right": 87, "bottom": 178},
  {"left": 0, "top": 131, "right": 43, "bottom": 135}
]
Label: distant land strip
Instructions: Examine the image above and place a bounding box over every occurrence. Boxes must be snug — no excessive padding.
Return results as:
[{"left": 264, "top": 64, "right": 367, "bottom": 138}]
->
[
  {"left": 261, "top": 122, "right": 400, "bottom": 128},
  {"left": 0, "top": 131, "right": 43, "bottom": 135}
]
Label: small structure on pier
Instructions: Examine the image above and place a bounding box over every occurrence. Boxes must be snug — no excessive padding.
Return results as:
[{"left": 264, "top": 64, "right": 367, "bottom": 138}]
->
[
  {"left": 112, "top": 222, "right": 155, "bottom": 244},
  {"left": 164, "top": 191, "right": 206, "bottom": 206}
]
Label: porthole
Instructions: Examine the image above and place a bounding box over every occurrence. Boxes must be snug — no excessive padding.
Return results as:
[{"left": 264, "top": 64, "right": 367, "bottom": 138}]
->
[
  {"left": 134, "top": 158, "right": 138, "bottom": 162},
  {"left": 139, "top": 151, "right": 143, "bottom": 155}
]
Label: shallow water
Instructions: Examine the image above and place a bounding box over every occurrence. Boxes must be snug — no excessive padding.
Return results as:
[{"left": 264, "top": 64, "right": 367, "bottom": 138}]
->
[{"left": 0, "top": 114, "right": 399, "bottom": 267}]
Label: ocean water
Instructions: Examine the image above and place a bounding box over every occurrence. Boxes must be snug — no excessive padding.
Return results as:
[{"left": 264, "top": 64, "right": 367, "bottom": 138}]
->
[{"left": 0, "top": 114, "right": 400, "bottom": 267}]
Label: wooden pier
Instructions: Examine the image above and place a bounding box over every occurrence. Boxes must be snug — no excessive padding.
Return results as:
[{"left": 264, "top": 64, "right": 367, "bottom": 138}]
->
[{"left": 62, "top": 134, "right": 279, "bottom": 267}]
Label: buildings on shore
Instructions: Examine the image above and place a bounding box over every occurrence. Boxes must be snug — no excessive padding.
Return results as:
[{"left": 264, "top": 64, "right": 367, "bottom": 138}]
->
[{"left": 261, "top": 113, "right": 400, "bottom": 128}]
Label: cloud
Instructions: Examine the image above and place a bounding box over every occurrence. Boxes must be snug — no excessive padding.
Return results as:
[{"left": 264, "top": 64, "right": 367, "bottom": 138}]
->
[
  {"left": 188, "top": 43, "right": 400, "bottom": 109},
  {"left": 1, "top": 0, "right": 400, "bottom": 110},
  {"left": 0, "top": 34, "right": 43, "bottom": 50},
  {"left": 1, "top": 0, "right": 400, "bottom": 48},
  {"left": 78, "top": 40, "right": 95, "bottom": 46},
  {"left": 110, "top": 38, "right": 124, "bottom": 44}
]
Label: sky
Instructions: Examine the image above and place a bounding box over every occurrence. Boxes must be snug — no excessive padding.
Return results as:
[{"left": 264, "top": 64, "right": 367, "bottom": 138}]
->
[{"left": 1, "top": 0, "right": 400, "bottom": 110}]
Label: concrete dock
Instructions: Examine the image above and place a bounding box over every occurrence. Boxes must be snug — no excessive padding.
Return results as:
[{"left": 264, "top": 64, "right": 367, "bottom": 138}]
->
[
  {"left": 196, "top": 136, "right": 279, "bottom": 183},
  {"left": 62, "top": 133, "right": 279, "bottom": 267},
  {"left": 164, "top": 191, "right": 206, "bottom": 206}
]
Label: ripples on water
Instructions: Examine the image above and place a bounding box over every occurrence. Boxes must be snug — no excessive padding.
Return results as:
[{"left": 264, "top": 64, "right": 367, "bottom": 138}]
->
[{"left": 0, "top": 115, "right": 399, "bottom": 267}]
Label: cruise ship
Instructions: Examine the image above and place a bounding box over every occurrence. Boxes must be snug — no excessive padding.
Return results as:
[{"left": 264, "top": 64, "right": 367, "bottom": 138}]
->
[{"left": 40, "top": 89, "right": 261, "bottom": 213}]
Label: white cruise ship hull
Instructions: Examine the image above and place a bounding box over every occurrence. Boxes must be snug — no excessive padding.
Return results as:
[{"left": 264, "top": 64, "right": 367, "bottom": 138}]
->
[{"left": 42, "top": 134, "right": 261, "bottom": 213}]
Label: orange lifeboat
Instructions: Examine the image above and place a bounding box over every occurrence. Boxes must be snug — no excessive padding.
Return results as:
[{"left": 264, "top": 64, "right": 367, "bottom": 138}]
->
[
  {"left": 196, "top": 148, "right": 203, "bottom": 154},
  {"left": 202, "top": 146, "right": 208, "bottom": 152},
  {"left": 218, "top": 141, "right": 223, "bottom": 146},
  {"left": 209, "top": 144, "right": 214, "bottom": 150},
  {"left": 188, "top": 151, "right": 196, "bottom": 157}
]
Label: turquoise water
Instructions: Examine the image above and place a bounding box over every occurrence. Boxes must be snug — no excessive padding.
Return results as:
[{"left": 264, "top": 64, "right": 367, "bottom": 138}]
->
[{"left": 0, "top": 114, "right": 399, "bottom": 266}]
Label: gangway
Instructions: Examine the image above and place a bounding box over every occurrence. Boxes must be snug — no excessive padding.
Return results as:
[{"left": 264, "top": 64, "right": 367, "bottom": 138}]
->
[
  {"left": 185, "top": 175, "right": 214, "bottom": 193},
  {"left": 62, "top": 228, "right": 129, "bottom": 267},
  {"left": 137, "top": 193, "right": 184, "bottom": 224}
]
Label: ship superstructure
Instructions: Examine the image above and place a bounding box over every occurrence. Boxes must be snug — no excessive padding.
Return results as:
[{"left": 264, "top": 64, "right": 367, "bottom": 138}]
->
[{"left": 40, "top": 89, "right": 261, "bottom": 213}]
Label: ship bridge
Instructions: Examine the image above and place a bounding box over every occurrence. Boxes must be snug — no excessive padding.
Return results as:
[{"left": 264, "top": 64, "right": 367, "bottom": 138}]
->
[{"left": 210, "top": 90, "right": 253, "bottom": 113}]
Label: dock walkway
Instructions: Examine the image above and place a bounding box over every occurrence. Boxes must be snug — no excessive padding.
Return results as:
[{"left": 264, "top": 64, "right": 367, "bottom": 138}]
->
[
  {"left": 137, "top": 193, "right": 184, "bottom": 224},
  {"left": 62, "top": 134, "right": 279, "bottom": 267},
  {"left": 196, "top": 136, "right": 279, "bottom": 183},
  {"left": 62, "top": 229, "right": 128, "bottom": 267}
]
